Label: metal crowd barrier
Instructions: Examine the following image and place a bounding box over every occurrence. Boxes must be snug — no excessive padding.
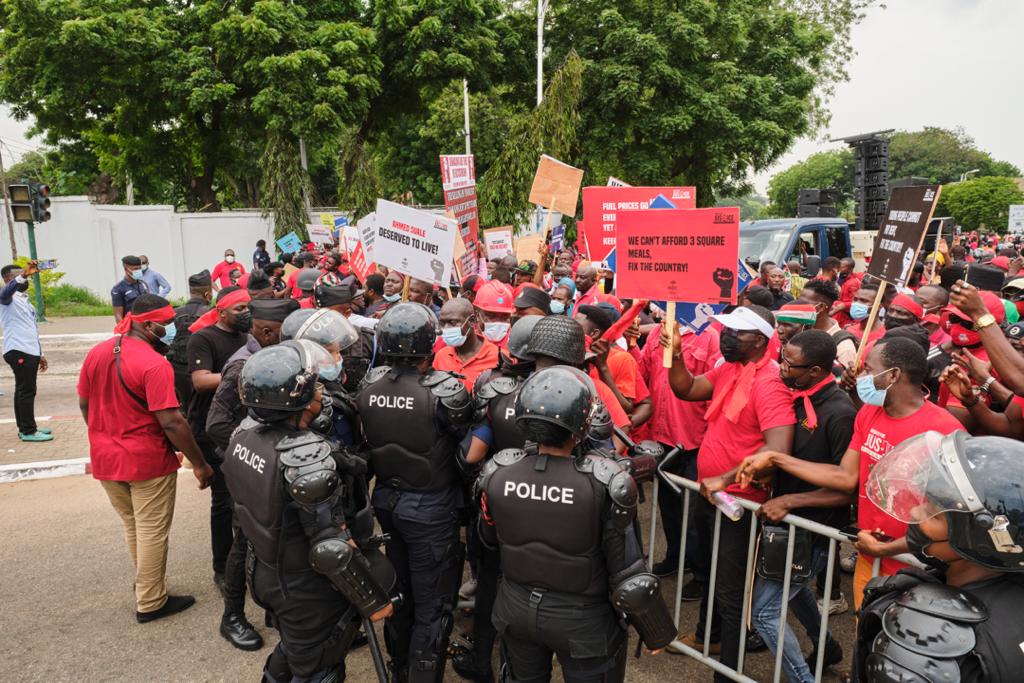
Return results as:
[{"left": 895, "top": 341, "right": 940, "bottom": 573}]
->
[{"left": 650, "top": 452, "right": 921, "bottom": 683}]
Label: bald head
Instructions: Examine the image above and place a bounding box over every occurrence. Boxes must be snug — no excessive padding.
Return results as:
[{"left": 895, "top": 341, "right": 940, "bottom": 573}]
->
[
  {"left": 441, "top": 297, "right": 473, "bottom": 318},
  {"left": 575, "top": 264, "right": 597, "bottom": 294}
]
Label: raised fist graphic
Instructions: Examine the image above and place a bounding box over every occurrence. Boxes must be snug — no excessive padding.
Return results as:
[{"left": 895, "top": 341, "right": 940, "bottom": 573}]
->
[{"left": 712, "top": 267, "right": 735, "bottom": 301}]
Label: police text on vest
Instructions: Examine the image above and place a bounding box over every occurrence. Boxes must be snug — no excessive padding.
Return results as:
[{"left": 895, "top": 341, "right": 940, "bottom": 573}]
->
[
  {"left": 368, "top": 394, "right": 415, "bottom": 409},
  {"left": 233, "top": 443, "right": 266, "bottom": 474},
  {"left": 503, "top": 481, "right": 574, "bottom": 504}
]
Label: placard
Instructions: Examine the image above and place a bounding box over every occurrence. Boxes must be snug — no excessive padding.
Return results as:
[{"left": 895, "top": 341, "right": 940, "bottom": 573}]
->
[
  {"left": 484, "top": 227, "right": 514, "bottom": 260},
  {"left": 275, "top": 231, "right": 303, "bottom": 254},
  {"left": 867, "top": 185, "right": 942, "bottom": 287},
  {"left": 515, "top": 233, "right": 544, "bottom": 265},
  {"left": 655, "top": 261, "right": 756, "bottom": 334},
  {"left": 581, "top": 186, "right": 697, "bottom": 262},
  {"left": 550, "top": 224, "right": 565, "bottom": 252},
  {"left": 307, "top": 223, "right": 334, "bottom": 246},
  {"left": 374, "top": 200, "right": 456, "bottom": 285},
  {"left": 440, "top": 154, "right": 481, "bottom": 259},
  {"left": 606, "top": 176, "right": 632, "bottom": 188},
  {"left": 348, "top": 240, "right": 375, "bottom": 282},
  {"left": 357, "top": 212, "right": 376, "bottom": 261},
  {"left": 1009, "top": 205, "right": 1024, "bottom": 234},
  {"left": 528, "top": 155, "right": 584, "bottom": 216},
  {"left": 615, "top": 207, "right": 740, "bottom": 304},
  {"left": 440, "top": 154, "right": 476, "bottom": 191}
]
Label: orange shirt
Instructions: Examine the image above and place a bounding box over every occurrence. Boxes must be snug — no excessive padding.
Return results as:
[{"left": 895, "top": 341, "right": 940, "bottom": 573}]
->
[
  {"left": 588, "top": 347, "right": 639, "bottom": 400},
  {"left": 594, "top": 377, "right": 630, "bottom": 429},
  {"left": 433, "top": 338, "right": 500, "bottom": 391}
]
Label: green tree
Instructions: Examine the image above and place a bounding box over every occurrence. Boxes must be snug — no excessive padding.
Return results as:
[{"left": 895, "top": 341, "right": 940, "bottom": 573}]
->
[
  {"left": 717, "top": 194, "right": 769, "bottom": 221},
  {"left": 888, "top": 127, "right": 1021, "bottom": 185},
  {"left": 765, "top": 150, "right": 854, "bottom": 216},
  {"left": 939, "top": 177, "right": 1024, "bottom": 232}
]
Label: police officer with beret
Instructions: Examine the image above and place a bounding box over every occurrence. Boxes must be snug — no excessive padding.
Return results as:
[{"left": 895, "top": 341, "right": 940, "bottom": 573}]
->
[
  {"left": 477, "top": 366, "right": 675, "bottom": 682},
  {"left": 224, "top": 340, "right": 395, "bottom": 682},
  {"left": 354, "top": 302, "right": 473, "bottom": 682},
  {"left": 857, "top": 431, "right": 1024, "bottom": 682}
]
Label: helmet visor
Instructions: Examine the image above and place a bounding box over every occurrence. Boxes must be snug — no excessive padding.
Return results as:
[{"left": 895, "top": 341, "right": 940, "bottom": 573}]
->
[
  {"left": 291, "top": 339, "right": 337, "bottom": 377},
  {"left": 290, "top": 309, "right": 359, "bottom": 351},
  {"left": 865, "top": 430, "right": 980, "bottom": 524}
]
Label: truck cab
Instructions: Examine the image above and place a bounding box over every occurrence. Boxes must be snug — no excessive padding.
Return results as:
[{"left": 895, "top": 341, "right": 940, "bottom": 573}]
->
[{"left": 739, "top": 218, "right": 852, "bottom": 274}]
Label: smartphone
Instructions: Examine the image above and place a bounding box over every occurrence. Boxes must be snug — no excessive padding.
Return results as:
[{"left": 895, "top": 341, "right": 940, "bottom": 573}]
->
[
  {"left": 37, "top": 259, "right": 57, "bottom": 270},
  {"left": 838, "top": 525, "right": 860, "bottom": 540}
]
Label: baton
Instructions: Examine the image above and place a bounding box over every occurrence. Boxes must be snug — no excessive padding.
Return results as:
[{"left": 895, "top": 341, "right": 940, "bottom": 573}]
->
[{"left": 363, "top": 618, "right": 390, "bottom": 683}]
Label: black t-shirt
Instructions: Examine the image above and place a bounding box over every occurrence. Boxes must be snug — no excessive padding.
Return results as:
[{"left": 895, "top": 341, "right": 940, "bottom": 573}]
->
[
  {"left": 185, "top": 325, "right": 247, "bottom": 445},
  {"left": 775, "top": 382, "right": 857, "bottom": 526}
]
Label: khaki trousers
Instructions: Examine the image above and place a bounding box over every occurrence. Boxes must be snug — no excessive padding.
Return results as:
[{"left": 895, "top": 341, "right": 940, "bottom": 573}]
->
[{"left": 99, "top": 472, "right": 177, "bottom": 613}]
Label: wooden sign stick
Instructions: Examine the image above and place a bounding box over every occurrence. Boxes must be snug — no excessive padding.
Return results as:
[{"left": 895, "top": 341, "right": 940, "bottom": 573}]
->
[
  {"left": 853, "top": 282, "right": 887, "bottom": 370},
  {"left": 401, "top": 274, "right": 411, "bottom": 302},
  {"left": 662, "top": 302, "right": 677, "bottom": 368}
]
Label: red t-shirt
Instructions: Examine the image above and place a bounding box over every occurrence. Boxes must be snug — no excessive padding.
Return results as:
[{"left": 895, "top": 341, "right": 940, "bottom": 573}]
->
[
  {"left": 594, "top": 377, "right": 630, "bottom": 430},
  {"left": 77, "top": 336, "right": 182, "bottom": 481},
  {"left": 433, "top": 338, "right": 500, "bottom": 391},
  {"left": 211, "top": 260, "right": 246, "bottom": 289},
  {"left": 698, "top": 359, "right": 796, "bottom": 502},
  {"left": 589, "top": 347, "right": 639, "bottom": 400},
  {"left": 849, "top": 402, "right": 964, "bottom": 575}
]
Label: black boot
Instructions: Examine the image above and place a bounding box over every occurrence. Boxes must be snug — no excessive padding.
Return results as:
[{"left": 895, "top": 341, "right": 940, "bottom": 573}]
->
[
  {"left": 451, "top": 647, "right": 494, "bottom": 683},
  {"left": 221, "top": 612, "right": 264, "bottom": 651}
]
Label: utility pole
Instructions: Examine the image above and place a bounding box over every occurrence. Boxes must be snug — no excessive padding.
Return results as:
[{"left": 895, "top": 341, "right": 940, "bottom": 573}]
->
[
  {"left": 25, "top": 219, "right": 44, "bottom": 320},
  {"left": 463, "top": 79, "right": 472, "bottom": 156},
  {"left": 536, "top": 0, "right": 547, "bottom": 106},
  {"left": 0, "top": 144, "right": 17, "bottom": 260},
  {"left": 298, "top": 137, "right": 313, "bottom": 219}
]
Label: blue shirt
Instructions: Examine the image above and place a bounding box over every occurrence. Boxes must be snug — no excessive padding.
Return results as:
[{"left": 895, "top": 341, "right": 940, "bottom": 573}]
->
[
  {"left": 140, "top": 267, "right": 171, "bottom": 298},
  {"left": 111, "top": 278, "right": 148, "bottom": 315},
  {"left": 0, "top": 276, "right": 41, "bottom": 356},
  {"left": 253, "top": 248, "right": 270, "bottom": 271}
]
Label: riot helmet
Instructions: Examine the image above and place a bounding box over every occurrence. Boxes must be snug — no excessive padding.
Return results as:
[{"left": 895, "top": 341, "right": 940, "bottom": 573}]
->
[
  {"left": 526, "top": 315, "right": 586, "bottom": 366},
  {"left": 515, "top": 366, "right": 596, "bottom": 441},
  {"left": 240, "top": 340, "right": 334, "bottom": 413},
  {"left": 281, "top": 308, "right": 359, "bottom": 352},
  {"left": 507, "top": 315, "right": 542, "bottom": 361},
  {"left": 867, "top": 430, "right": 1024, "bottom": 572},
  {"left": 296, "top": 268, "right": 321, "bottom": 292},
  {"left": 375, "top": 302, "right": 438, "bottom": 358}
]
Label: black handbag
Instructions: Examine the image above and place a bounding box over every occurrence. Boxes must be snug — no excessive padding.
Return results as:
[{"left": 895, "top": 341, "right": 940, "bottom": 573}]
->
[{"left": 756, "top": 524, "right": 814, "bottom": 582}]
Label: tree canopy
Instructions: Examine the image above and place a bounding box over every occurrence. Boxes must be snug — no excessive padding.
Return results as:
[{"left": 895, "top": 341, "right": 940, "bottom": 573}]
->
[
  {"left": 939, "top": 177, "right": 1024, "bottom": 232},
  {"left": 766, "top": 149, "right": 854, "bottom": 216}
]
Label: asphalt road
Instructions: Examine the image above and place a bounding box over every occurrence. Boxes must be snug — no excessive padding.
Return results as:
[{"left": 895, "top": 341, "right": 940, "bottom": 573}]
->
[{"left": 1, "top": 472, "right": 857, "bottom": 682}]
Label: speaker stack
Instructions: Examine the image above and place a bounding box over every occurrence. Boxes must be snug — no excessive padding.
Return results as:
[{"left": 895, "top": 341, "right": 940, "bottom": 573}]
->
[
  {"left": 797, "top": 188, "right": 841, "bottom": 217},
  {"left": 849, "top": 136, "right": 889, "bottom": 231}
]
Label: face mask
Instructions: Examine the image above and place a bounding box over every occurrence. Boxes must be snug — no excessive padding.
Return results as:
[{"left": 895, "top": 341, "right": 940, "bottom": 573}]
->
[
  {"left": 883, "top": 316, "right": 910, "bottom": 331},
  {"left": 158, "top": 322, "right": 176, "bottom": 345},
  {"left": 781, "top": 374, "right": 804, "bottom": 390},
  {"left": 441, "top": 326, "right": 469, "bottom": 347},
  {"left": 225, "top": 255, "right": 235, "bottom": 264},
  {"left": 905, "top": 522, "right": 948, "bottom": 571},
  {"left": 856, "top": 369, "right": 894, "bottom": 406},
  {"left": 130, "top": 269, "right": 144, "bottom": 281},
  {"left": 383, "top": 293, "right": 401, "bottom": 303},
  {"left": 549, "top": 300, "right": 565, "bottom": 315},
  {"left": 950, "top": 324, "right": 981, "bottom": 347},
  {"left": 719, "top": 333, "right": 745, "bottom": 362},
  {"left": 319, "top": 359, "right": 344, "bottom": 382},
  {"left": 231, "top": 311, "right": 253, "bottom": 333},
  {"left": 849, "top": 302, "right": 870, "bottom": 321},
  {"left": 140, "top": 264, "right": 149, "bottom": 273},
  {"left": 483, "top": 321, "right": 510, "bottom": 342},
  {"left": 16, "top": 281, "right": 29, "bottom": 293}
]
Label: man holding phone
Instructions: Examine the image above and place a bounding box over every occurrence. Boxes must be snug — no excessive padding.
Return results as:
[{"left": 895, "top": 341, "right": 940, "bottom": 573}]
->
[{"left": 0, "top": 260, "right": 51, "bottom": 441}]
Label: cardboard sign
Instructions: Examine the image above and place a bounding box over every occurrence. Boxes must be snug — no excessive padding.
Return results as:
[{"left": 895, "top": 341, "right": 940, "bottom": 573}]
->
[
  {"left": 320, "top": 213, "right": 335, "bottom": 228},
  {"left": 484, "top": 227, "right": 514, "bottom": 260},
  {"left": 515, "top": 233, "right": 544, "bottom": 266},
  {"left": 528, "top": 155, "right": 584, "bottom": 216},
  {"left": 275, "top": 231, "right": 303, "bottom": 254},
  {"left": 1009, "top": 205, "right": 1024, "bottom": 234},
  {"left": 356, "top": 213, "right": 376, "bottom": 261},
  {"left": 581, "top": 186, "right": 697, "bottom": 262},
  {"left": 374, "top": 200, "right": 456, "bottom": 285},
  {"left": 867, "top": 185, "right": 942, "bottom": 287},
  {"left": 307, "top": 223, "right": 334, "bottom": 246},
  {"left": 615, "top": 207, "right": 740, "bottom": 304}
]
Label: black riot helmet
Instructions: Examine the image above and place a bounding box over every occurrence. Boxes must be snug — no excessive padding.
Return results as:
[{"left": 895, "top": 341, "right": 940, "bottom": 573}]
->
[
  {"left": 507, "top": 314, "right": 542, "bottom": 361},
  {"left": 526, "top": 315, "right": 586, "bottom": 366},
  {"left": 280, "top": 308, "right": 359, "bottom": 351},
  {"left": 375, "top": 302, "right": 438, "bottom": 359},
  {"left": 867, "top": 431, "right": 1024, "bottom": 572},
  {"left": 240, "top": 340, "right": 334, "bottom": 415},
  {"left": 515, "top": 366, "right": 596, "bottom": 441}
]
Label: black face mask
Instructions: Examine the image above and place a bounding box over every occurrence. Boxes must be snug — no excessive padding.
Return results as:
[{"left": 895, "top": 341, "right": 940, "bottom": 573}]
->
[
  {"left": 231, "top": 312, "right": 253, "bottom": 333},
  {"left": 719, "top": 334, "right": 745, "bottom": 362},
  {"left": 884, "top": 317, "right": 910, "bottom": 331},
  {"left": 906, "top": 522, "right": 948, "bottom": 572},
  {"left": 781, "top": 375, "right": 803, "bottom": 390},
  {"left": 16, "top": 281, "right": 29, "bottom": 292}
]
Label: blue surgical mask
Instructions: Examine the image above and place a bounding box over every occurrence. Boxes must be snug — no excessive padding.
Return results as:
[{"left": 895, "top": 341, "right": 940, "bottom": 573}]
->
[
  {"left": 483, "top": 321, "right": 510, "bottom": 342},
  {"left": 159, "top": 322, "right": 176, "bottom": 345},
  {"left": 131, "top": 269, "right": 144, "bottom": 281},
  {"left": 856, "top": 369, "right": 894, "bottom": 406},
  {"left": 383, "top": 293, "right": 401, "bottom": 303},
  {"left": 140, "top": 264, "right": 149, "bottom": 273},
  {"left": 849, "top": 302, "right": 870, "bottom": 321},
  {"left": 549, "top": 300, "right": 565, "bottom": 315},
  {"left": 319, "top": 359, "right": 344, "bottom": 382},
  {"left": 441, "top": 326, "right": 469, "bottom": 347}
]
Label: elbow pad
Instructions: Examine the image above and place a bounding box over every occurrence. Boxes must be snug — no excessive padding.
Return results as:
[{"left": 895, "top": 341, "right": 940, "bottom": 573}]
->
[
  {"left": 611, "top": 573, "right": 676, "bottom": 651},
  {"left": 308, "top": 537, "right": 392, "bottom": 619}
]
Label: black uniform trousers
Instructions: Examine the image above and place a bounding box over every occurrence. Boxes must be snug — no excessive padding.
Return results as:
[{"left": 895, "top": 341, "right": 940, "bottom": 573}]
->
[
  {"left": 693, "top": 495, "right": 756, "bottom": 682},
  {"left": 173, "top": 369, "right": 193, "bottom": 410},
  {"left": 492, "top": 579, "right": 627, "bottom": 683},
  {"left": 656, "top": 447, "right": 707, "bottom": 582},
  {"left": 251, "top": 558, "right": 349, "bottom": 682},
  {"left": 208, "top": 452, "right": 247, "bottom": 615},
  {"left": 469, "top": 539, "right": 502, "bottom": 673},
  {"left": 4, "top": 350, "right": 39, "bottom": 434}
]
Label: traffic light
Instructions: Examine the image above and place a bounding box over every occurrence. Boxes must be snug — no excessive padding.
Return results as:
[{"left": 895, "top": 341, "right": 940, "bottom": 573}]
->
[
  {"left": 7, "top": 184, "right": 32, "bottom": 222},
  {"left": 32, "top": 184, "right": 51, "bottom": 223}
]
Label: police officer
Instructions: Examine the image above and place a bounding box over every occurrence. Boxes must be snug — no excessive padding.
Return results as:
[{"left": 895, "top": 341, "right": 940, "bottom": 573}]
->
[
  {"left": 167, "top": 269, "right": 212, "bottom": 406},
  {"left": 354, "top": 302, "right": 473, "bottom": 682},
  {"left": 477, "top": 366, "right": 675, "bottom": 682},
  {"left": 224, "top": 340, "right": 395, "bottom": 682},
  {"left": 857, "top": 431, "right": 1024, "bottom": 682}
]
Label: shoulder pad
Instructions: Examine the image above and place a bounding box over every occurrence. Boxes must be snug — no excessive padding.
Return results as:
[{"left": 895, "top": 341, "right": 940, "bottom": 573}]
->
[
  {"left": 493, "top": 448, "right": 529, "bottom": 467},
  {"left": 881, "top": 590, "right": 979, "bottom": 658},
  {"left": 276, "top": 432, "right": 333, "bottom": 468},
  {"left": 488, "top": 376, "right": 520, "bottom": 396},
  {"left": 476, "top": 380, "right": 500, "bottom": 402},
  {"left": 607, "top": 468, "right": 638, "bottom": 529},
  {"left": 426, "top": 373, "right": 467, "bottom": 399},
  {"left": 238, "top": 415, "right": 260, "bottom": 431},
  {"left": 360, "top": 366, "right": 392, "bottom": 388},
  {"left": 420, "top": 370, "right": 457, "bottom": 388},
  {"left": 585, "top": 454, "right": 627, "bottom": 485},
  {"left": 893, "top": 581, "right": 987, "bottom": 623},
  {"left": 475, "top": 457, "right": 501, "bottom": 500},
  {"left": 865, "top": 633, "right": 962, "bottom": 683}
]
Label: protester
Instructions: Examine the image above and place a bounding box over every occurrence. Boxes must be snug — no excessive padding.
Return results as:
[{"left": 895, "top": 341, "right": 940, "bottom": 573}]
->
[
  {"left": 211, "top": 249, "right": 245, "bottom": 291},
  {"left": 549, "top": 277, "right": 575, "bottom": 315},
  {"left": 166, "top": 270, "right": 212, "bottom": 407},
  {"left": 787, "top": 260, "right": 807, "bottom": 299},
  {"left": 408, "top": 277, "right": 440, "bottom": 314},
  {"left": 137, "top": 255, "right": 172, "bottom": 298},
  {"left": 1, "top": 261, "right": 50, "bottom": 441},
  {"left": 362, "top": 273, "right": 387, "bottom": 316},
  {"left": 316, "top": 250, "right": 345, "bottom": 287},
  {"left": 474, "top": 280, "right": 514, "bottom": 349},
  {"left": 844, "top": 280, "right": 886, "bottom": 345},
  {"left": 512, "top": 286, "right": 550, "bottom": 320},
  {"left": 800, "top": 278, "right": 858, "bottom": 371},
  {"left": 252, "top": 239, "right": 270, "bottom": 271},
  {"left": 767, "top": 267, "right": 795, "bottom": 310},
  {"left": 111, "top": 255, "right": 148, "bottom": 322},
  {"left": 433, "top": 297, "right": 499, "bottom": 391},
  {"left": 77, "top": 294, "right": 214, "bottom": 622},
  {"left": 775, "top": 302, "right": 817, "bottom": 345}
]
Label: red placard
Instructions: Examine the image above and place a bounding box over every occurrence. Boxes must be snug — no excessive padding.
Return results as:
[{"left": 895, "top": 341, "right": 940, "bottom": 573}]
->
[
  {"left": 615, "top": 207, "right": 739, "bottom": 304},
  {"left": 348, "top": 239, "right": 375, "bottom": 283},
  {"left": 440, "top": 155, "right": 480, "bottom": 262},
  {"left": 581, "top": 186, "right": 696, "bottom": 261}
]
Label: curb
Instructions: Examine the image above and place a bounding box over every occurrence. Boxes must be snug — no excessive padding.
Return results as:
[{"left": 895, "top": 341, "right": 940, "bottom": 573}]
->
[{"left": 0, "top": 456, "right": 91, "bottom": 483}]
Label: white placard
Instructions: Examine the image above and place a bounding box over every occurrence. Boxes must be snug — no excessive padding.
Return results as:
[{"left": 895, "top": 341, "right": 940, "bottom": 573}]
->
[
  {"left": 306, "top": 223, "right": 334, "bottom": 245},
  {"left": 357, "top": 212, "right": 376, "bottom": 261},
  {"left": 374, "top": 200, "right": 456, "bottom": 285},
  {"left": 1009, "top": 205, "right": 1024, "bottom": 234},
  {"left": 483, "top": 227, "right": 514, "bottom": 260}
]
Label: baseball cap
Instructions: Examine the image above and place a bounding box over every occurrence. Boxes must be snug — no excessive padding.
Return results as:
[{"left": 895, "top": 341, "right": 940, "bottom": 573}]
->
[{"left": 711, "top": 306, "right": 775, "bottom": 338}]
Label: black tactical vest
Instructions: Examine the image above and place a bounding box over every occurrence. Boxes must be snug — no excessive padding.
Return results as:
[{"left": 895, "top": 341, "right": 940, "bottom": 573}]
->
[
  {"left": 485, "top": 454, "right": 608, "bottom": 596},
  {"left": 355, "top": 367, "right": 457, "bottom": 492},
  {"left": 222, "top": 420, "right": 309, "bottom": 570},
  {"left": 486, "top": 378, "right": 527, "bottom": 452}
]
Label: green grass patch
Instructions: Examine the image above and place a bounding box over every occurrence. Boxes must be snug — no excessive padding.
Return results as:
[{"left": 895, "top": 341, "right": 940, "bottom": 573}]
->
[{"left": 36, "top": 284, "right": 110, "bottom": 317}]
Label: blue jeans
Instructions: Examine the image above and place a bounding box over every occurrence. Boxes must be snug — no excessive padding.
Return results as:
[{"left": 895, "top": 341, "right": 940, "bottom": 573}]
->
[{"left": 752, "top": 544, "right": 832, "bottom": 683}]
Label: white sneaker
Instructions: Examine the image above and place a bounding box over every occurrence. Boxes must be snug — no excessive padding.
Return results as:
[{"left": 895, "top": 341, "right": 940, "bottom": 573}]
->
[
  {"left": 459, "top": 578, "right": 478, "bottom": 599},
  {"left": 817, "top": 592, "right": 849, "bottom": 616},
  {"left": 840, "top": 551, "right": 857, "bottom": 574}
]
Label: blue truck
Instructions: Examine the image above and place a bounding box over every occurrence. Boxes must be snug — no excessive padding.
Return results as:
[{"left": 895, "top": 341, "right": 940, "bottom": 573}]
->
[{"left": 739, "top": 217, "right": 853, "bottom": 274}]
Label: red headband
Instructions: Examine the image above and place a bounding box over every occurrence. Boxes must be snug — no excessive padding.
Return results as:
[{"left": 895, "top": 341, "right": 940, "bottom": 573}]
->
[
  {"left": 189, "top": 289, "right": 251, "bottom": 333},
  {"left": 113, "top": 305, "right": 176, "bottom": 335},
  {"left": 890, "top": 294, "right": 923, "bottom": 320}
]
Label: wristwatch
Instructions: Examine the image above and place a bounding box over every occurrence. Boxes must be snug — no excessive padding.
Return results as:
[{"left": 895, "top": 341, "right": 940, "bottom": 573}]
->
[{"left": 974, "top": 313, "right": 997, "bottom": 330}]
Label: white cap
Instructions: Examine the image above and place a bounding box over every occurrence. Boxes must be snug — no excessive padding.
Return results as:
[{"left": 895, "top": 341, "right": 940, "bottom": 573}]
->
[{"left": 711, "top": 306, "right": 774, "bottom": 338}]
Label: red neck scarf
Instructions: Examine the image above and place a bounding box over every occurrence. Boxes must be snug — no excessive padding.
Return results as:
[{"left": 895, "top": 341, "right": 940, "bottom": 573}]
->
[
  {"left": 188, "top": 289, "right": 250, "bottom": 333},
  {"left": 790, "top": 375, "right": 836, "bottom": 430},
  {"left": 113, "top": 306, "right": 176, "bottom": 335},
  {"left": 705, "top": 348, "right": 774, "bottom": 424}
]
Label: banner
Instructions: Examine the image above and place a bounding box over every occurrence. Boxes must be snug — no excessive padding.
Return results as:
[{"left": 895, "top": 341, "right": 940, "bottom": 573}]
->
[
  {"left": 615, "top": 207, "right": 740, "bottom": 304},
  {"left": 528, "top": 155, "right": 584, "bottom": 216},
  {"left": 348, "top": 240, "right": 375, "bottom": 283},
  {"left": 307, "top": 223, "right": 334, "bottom": 246},
  {"left": 356, "top": 213, "right": 376, "bottom": 261},
  {"left": 1009, "top": 204, "right": 1024, "bottom": 234},
  {"left": 581, "top": 186, "right": 697, "bottom": 262},
  {"left": 550, "top": 224, "right": 565, "bottom": 253},
  {"left": 374, "top": 200, "right": 456, "bottom": 285},
  {"left": 867, "top": 185, "right": 942, "bottom": 287},
  {"left": 484, "top": 227, "right": 514, "bottom": 260},
  {"left": 275, "top": 231, "right": 303, "bottom": 254},
  {"left": 440, "top": 154, "right": 480, "bottom": 262}
]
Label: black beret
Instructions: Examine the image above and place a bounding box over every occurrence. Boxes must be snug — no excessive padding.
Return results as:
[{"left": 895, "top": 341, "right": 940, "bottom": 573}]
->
[
  {"left": 249, "top": 298, "right": 300, "bottom": 322},
  {"left": 188, "top": 269, "right": 212, "bottom": 287}
]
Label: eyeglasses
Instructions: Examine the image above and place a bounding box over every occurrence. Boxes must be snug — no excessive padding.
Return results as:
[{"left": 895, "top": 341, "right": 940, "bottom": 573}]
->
[
  {"left": 780, "top": 357, "right": 813, "bottom": 370},
  {"left": 722, "top": 327, "right": 760, "bottom": 339}
]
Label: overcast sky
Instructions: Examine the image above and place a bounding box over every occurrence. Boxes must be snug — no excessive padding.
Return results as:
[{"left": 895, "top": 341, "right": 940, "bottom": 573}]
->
[{"left": 2, "top": 0, "right": 1020, "bottom": 195}]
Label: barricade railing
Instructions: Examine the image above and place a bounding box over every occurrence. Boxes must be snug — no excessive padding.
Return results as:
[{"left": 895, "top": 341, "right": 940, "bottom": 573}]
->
[{"left": 651, "top": 450, "right": 921, "bottom": 683}]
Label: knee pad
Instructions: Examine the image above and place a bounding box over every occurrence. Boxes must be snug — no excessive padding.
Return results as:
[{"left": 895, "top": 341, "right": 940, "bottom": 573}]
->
[
  {"left": 435, "top": 541, "right": 466, "bottom": 610},
  {"left": 262, "top": 648, "right": 293, "bottom": 683}
]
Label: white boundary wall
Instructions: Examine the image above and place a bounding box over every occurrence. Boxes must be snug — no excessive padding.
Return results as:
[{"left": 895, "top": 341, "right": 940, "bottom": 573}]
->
[{"left": 0, "top": 196, "right": 274, "bottom": 302}]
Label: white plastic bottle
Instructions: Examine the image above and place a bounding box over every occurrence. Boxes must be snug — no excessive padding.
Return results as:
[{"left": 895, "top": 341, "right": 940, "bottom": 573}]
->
[{"left": 712, "top": 491, "right": 744, "bottom": 522}]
